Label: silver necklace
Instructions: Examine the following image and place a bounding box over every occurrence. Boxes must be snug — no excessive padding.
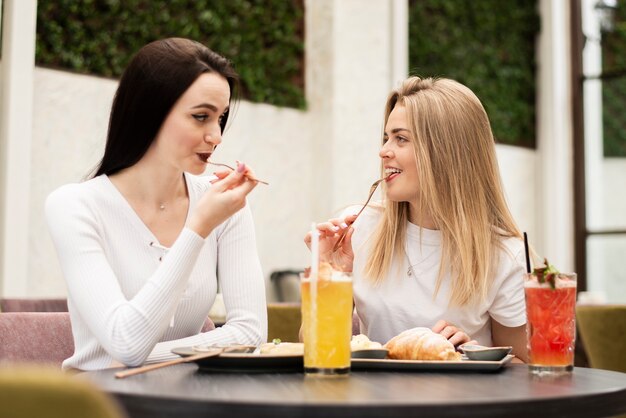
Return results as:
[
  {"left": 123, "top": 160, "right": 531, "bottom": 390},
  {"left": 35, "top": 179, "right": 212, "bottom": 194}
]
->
[
  {"left": 405, "top": 248, "right": 416, "bottom": 277},
  {"left": 404, "top": 244, "right": 439, "bottom": 277}
]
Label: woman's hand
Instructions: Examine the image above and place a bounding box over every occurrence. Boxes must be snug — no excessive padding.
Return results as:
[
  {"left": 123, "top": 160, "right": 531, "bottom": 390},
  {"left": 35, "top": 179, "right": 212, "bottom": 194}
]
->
[
  {"left": 303, "top": 214, "right": 358, "bottom": 272},
  {"left": 187, "top": 162, "right": 258, "bottom": 238},
  {"left": 432, "top": 320, "right": 476, "bottom": 347}
]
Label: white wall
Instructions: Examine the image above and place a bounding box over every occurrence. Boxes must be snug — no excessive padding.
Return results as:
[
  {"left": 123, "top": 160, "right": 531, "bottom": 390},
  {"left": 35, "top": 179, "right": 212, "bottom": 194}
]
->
[{"left": 495, "top": 145, "right": 537, "bottom": 245}]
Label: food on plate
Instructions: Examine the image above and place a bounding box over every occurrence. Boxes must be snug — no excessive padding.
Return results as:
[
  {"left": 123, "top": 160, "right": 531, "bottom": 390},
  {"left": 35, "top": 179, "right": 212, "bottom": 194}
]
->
[
  {"left": 384, "top": 327, "right": 461, "bottom": 361},
  {"left": 350, "top": 334, "right": 383, "bottom": 351},
  {"left": 259, "top": 341, "right": 304, "bottom": 355}
]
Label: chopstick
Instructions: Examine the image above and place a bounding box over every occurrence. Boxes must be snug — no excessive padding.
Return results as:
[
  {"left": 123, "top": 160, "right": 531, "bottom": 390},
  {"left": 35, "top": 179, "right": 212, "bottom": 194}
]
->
[{"left": 114, "top": 348, "right": 224, "bottom": 379}]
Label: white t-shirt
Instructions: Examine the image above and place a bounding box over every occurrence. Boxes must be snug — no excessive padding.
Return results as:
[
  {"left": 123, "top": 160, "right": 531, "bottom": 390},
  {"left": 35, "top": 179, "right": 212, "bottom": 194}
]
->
[
  {"left": 45, "top": 173, "right": 267, "bottom": 371},
  {"left": 348, "top": 205, "right": 526, "bottom": 346}
]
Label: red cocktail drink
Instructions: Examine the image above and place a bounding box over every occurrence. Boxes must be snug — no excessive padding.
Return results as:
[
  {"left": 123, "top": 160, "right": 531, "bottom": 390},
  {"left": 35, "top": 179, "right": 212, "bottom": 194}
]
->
[{"left": 524, "top": 272, "right": 577, "bottom": 375}]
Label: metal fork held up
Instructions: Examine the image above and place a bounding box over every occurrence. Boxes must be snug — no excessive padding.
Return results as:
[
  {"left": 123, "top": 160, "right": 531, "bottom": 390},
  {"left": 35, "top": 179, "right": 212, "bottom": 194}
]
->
[
  {"left": 208, "top": 161, "right": 269, "bottom": 185},
  {"left": 332, "top": 177, "right": 385, "bottom": 253}
]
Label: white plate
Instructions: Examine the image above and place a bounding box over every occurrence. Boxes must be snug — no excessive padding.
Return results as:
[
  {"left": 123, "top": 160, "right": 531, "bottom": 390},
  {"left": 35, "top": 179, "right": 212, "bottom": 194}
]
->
[
  {"left": 172, "top": 347, "right": 303, "bottom": 373},
  {"left": 351, "top": 354, "right": 514, "bottom": 372}
]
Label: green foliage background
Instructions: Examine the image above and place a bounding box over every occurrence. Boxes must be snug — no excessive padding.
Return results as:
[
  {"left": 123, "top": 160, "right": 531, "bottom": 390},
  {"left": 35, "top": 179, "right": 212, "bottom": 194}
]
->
[
  {"left": 35, "top": 0, "right": 305, "bottom": 108},
  {"left": 601, "top": 5, "right": 626, "bottom": 157},
  {"left": 408, "top": 0, "right": 539, "bottom": 148}
]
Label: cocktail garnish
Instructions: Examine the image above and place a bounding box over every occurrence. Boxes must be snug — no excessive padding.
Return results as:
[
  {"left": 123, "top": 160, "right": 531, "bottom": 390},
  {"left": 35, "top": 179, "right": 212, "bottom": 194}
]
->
[{"left": 532, "top": 258, "right": 559, "bottom": 289}]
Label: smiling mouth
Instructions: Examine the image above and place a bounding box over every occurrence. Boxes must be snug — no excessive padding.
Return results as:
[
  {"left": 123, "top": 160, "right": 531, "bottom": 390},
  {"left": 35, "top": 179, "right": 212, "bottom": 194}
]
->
[
  {"left": 384, "top": 168, "right": 402, "bottom": 181},
  {"left": 197, "top": 153, "right": 211, "bottom": 163}
]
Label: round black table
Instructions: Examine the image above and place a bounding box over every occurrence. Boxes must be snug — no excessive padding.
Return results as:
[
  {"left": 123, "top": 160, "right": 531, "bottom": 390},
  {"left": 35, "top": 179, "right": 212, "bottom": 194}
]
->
[{"left": 83, "top": 364, "right": 626, "bottom": 418}]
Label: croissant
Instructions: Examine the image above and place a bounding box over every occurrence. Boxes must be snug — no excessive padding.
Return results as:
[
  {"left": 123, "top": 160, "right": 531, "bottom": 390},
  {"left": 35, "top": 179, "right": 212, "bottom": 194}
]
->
[{"left": 384, "top": 327, "right": 461, "bottom": 361}]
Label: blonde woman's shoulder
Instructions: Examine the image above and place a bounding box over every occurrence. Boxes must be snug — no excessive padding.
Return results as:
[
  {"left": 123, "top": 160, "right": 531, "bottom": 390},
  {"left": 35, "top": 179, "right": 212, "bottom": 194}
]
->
[{"left": 497, "top": 235, "right": 526, "bottom": 268}]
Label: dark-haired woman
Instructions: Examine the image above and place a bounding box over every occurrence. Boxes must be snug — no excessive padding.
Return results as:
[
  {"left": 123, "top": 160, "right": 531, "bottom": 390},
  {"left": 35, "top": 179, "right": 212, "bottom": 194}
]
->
[{"left": 45, "top": 38, "right": 266, "bottom": 371}]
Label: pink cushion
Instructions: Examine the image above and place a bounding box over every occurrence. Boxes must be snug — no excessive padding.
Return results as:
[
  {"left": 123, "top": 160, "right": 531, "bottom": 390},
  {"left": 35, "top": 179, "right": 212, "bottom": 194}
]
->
[
  {"left": 0, "top": 312, "right": 74, "bottom": 366},
  {"left": 201, "top": 317, "right": 216, "bottom": 333}
]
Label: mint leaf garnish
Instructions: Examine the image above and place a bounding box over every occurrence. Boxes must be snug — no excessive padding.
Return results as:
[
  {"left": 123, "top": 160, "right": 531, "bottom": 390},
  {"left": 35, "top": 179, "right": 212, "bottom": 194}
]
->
[{"left": 533, "top": 258, "right": 559, "bottom": 289}]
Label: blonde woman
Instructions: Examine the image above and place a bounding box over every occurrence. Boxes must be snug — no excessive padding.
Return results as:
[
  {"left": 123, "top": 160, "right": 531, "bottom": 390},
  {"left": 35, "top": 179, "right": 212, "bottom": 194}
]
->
[{"left": 305, "top": 77, "right": 528, "bottom": 362}]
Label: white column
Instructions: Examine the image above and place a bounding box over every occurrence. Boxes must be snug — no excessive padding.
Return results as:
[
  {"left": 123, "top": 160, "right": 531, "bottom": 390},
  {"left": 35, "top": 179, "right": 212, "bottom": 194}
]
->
[
  {"left": 390, "top": 0, "right": 409, "bottom": 88},
  {"left": 536, "top": 0, "right": 575, "bottom": 272},
  {"left": 0, "top": 0, "right": 38, "bottom": 296},
  {"left": 306, "top": 0, "right": 406, "bottom": 220},
  {"left": 305, "top": 0, "right": 335, "bottom": 220}
]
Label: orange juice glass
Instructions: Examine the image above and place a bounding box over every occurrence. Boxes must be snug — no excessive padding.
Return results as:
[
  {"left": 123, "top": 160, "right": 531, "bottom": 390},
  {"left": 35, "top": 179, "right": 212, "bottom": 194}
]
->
[
  {"left": 301, "top": 271, "right": 353, "bottom": 375},
  {"left": 524, "top": 272, "right": 577, "bottom": 375}
]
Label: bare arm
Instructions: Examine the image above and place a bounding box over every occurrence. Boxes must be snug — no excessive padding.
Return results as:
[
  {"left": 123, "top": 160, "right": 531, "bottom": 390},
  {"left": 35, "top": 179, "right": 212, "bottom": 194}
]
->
[{"left": 491, "top": 318, "right": 528, "bottom": 363}]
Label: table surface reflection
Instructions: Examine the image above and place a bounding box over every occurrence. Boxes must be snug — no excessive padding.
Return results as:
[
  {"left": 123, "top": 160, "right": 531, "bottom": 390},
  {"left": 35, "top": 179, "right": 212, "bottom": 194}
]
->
[{"left": 83, "top": 364, "right": 626, "bottom": 418}]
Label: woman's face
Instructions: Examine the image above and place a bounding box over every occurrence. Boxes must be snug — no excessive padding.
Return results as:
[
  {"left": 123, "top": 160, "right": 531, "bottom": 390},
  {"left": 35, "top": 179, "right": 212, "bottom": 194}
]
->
[
  {"left": 151, "top": 72, "right": 230, "bottom": 175},
  {"left": 380, "top": 104, "right": 419, "bottom": 204}
]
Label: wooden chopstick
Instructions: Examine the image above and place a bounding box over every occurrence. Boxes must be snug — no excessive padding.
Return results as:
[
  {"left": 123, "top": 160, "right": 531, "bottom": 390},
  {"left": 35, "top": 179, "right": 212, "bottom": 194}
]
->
[{"left": 114, "top": 348, "right": 224, "bottom": 379}]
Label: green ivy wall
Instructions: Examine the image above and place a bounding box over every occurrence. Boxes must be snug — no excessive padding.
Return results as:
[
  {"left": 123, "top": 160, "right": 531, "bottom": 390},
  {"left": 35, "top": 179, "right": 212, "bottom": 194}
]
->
[
  {"left": 408, "top": 0, "right": 540, "bottom": 148},
  {"left": 35, "top": 0, "right": 305, "bottom": 109}
]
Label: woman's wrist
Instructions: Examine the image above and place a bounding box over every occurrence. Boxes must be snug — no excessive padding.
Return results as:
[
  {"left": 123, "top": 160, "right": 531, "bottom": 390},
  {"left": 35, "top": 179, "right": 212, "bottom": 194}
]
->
[{"left": 186, "top": 217, "right": 216, "bottom": 239}]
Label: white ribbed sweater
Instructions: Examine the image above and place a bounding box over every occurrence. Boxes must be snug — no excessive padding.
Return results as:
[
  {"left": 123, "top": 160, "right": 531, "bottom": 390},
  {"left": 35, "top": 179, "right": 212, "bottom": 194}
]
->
[{"left": 45, "top": 173, "right": 267, "bottom": 371}]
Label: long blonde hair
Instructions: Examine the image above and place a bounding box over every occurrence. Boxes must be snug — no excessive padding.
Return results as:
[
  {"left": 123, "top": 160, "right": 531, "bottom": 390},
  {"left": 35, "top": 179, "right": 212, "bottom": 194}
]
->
[{"left": 364, "top": 77, "right": 521, "bottom": 306}]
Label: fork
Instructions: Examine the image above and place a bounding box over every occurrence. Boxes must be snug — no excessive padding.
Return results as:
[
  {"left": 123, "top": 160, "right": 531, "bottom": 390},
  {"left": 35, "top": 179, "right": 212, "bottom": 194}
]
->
[
  {"left": 332, "top": 177, "right": 385, "bottom": 253},
  {"left": 208, "top": 161, "right": 269, "bottom": 185}
]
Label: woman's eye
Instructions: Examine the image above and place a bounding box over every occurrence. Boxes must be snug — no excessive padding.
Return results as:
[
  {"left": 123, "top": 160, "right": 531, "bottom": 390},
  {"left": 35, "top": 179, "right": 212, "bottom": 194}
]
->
[
  {"left": 397, "top": 136, "right": 409, "bottom": 143},
  {"left": 192, "top": 114, "right": 208, "bottom": 122}
]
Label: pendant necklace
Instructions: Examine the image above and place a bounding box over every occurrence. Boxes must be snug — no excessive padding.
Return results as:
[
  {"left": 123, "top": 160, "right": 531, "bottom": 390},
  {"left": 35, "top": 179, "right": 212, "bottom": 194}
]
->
[
  {"left": 404, "top": 244, "right": 439, "bottom": 277},
  {"left": 405, "top": 248, "right": 415, "bottom": 277}
]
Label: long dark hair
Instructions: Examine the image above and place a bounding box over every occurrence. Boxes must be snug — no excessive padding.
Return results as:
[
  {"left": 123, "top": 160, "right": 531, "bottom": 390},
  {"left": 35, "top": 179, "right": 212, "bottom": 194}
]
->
[{"left": 92, "top": 38, "right": 238, "bottom": 177}]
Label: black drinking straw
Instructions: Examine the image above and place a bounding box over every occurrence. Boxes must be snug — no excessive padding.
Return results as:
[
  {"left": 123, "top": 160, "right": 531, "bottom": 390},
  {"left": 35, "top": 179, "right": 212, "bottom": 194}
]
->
[{"left": 523, "top": 232, "right": 531, "bottom": 273}]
